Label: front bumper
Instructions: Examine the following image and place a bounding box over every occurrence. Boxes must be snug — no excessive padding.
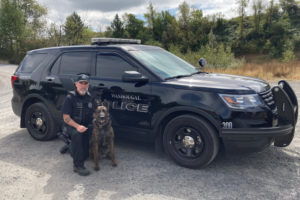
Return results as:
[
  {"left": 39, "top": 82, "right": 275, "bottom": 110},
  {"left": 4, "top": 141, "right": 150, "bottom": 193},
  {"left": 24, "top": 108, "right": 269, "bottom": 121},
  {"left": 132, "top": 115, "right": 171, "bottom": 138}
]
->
[
  {"left": 220, "top": 125, "right": 294, "bottom": 153},
  {"left": 221, "top": 124, "right": 294, "bottom": 138},
  {"left": 220, "top": 80, "right": 298, "bottom": 152}
]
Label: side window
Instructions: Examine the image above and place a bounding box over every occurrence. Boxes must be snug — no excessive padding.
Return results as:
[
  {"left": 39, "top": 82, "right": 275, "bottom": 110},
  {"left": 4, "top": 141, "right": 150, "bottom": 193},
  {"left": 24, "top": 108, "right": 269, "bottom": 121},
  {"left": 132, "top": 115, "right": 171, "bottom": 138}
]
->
[
  {"left": 19, "top": 53, "right": 48, "bottom": 73},
  {"left": 50, "top": 56, "right": 61, "bottom": 75},
  {"left": 96, "top": 54, "right": 136, "bottom": 79},
  {"left": 59, "top": 52, "right": 92, "bottom": 75}
]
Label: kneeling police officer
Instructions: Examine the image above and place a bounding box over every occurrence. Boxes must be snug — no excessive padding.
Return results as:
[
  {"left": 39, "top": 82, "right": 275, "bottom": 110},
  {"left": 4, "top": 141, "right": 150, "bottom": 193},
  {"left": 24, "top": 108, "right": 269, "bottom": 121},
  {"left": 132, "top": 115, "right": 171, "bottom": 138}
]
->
[{"left": 62, "top": 74, "right": 93, "bottom": 176}]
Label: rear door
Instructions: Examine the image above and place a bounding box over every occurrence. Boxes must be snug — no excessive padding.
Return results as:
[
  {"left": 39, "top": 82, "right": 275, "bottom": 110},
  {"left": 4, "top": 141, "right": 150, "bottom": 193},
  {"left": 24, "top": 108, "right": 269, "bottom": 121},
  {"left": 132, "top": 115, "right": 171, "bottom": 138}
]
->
[
  {"left": 41, "top": 51, "right": 95, "bottom": 123},
  {"left": 90, "top": 51, "right": 153, "bottom": 134},
  {"left": 12, "top": 53, "right": 49, "bottom": 116}
]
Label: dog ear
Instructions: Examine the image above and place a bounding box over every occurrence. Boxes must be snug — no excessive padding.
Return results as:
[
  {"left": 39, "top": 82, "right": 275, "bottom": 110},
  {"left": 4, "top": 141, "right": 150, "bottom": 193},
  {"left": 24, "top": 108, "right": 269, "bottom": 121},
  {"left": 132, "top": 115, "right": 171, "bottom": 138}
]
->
[
  {"left": 102, "top": 99, "right": 110, "bottom": 111},
  {"left": 94, "top": 98, "right": 102, "bottom": 107}
]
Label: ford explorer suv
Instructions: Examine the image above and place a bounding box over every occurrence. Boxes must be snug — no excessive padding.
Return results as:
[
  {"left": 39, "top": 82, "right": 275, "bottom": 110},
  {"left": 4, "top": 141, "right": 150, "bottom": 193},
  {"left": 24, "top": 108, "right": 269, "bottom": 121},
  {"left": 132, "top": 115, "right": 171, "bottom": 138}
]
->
[{"left": 11, "top": 38, "right": 298, "bottom": 168}]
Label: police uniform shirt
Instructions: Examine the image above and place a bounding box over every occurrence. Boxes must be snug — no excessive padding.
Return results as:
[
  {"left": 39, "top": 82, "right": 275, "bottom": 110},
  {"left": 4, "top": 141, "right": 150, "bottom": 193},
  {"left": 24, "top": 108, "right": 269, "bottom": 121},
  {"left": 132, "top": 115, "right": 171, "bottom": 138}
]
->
[{"left": 62, "top": 90, "right": 93, "bottom": 127}]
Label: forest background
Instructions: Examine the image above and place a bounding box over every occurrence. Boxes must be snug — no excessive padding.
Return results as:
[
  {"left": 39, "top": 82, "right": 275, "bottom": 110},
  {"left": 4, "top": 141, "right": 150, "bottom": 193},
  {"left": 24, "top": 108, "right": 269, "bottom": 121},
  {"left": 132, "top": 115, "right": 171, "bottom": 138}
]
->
[{"left": 0, "top": 0, "right": 299, "bottom": 80}]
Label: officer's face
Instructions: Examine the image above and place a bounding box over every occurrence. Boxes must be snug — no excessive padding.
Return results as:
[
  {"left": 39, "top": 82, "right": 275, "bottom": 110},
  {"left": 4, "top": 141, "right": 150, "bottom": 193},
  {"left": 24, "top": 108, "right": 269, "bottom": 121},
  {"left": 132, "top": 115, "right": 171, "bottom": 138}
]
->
[{"left": 75, "top": 81, "right": 89, "bottom": 95}]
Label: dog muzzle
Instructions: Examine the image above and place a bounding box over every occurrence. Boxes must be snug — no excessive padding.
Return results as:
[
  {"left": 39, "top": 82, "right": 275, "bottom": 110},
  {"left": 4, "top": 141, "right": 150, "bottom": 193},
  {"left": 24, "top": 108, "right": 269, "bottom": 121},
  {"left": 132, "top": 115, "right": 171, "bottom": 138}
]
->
[{"left": 99, "top": 112, "right": 106, "bottom": 124}]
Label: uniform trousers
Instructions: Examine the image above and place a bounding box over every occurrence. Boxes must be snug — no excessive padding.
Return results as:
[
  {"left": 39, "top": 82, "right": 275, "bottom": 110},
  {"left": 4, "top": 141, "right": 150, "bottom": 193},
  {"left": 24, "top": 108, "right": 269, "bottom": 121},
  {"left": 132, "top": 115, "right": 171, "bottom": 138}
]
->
[{"left": 66, "top": 126, "right": 90, "bottom": 167}]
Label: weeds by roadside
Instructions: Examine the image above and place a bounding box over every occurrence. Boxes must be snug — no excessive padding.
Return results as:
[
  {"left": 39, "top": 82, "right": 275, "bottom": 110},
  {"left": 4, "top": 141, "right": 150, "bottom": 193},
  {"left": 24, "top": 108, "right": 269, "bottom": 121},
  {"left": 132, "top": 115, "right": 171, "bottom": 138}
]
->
[
  {"left": 0, "top": 59, "right": 9, "bottom": 64},
  {"left": 203, "top": 60, "right": 300, "bottom": 81}
]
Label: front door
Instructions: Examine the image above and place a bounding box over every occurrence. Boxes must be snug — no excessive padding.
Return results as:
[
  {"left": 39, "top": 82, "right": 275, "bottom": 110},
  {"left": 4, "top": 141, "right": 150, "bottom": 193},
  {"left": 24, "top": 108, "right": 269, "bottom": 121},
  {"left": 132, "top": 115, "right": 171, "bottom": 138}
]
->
[{"left": 90, "top": 52, "right": 152, "bottom": 134}]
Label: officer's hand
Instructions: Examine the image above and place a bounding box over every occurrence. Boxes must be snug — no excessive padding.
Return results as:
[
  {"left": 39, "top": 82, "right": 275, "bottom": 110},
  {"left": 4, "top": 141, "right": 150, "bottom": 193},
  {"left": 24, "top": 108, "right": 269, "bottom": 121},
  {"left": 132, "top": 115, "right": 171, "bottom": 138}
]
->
[{"left": 77, "top": 125, "right": 88, "bottom": 133}]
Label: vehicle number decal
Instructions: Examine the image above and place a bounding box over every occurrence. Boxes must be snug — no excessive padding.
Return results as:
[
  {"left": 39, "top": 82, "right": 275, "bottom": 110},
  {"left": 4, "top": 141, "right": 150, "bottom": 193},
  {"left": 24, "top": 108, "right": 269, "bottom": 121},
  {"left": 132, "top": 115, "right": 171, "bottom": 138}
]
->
[{"left": 222, "top": 122, "right": 233, "bottom": 129}]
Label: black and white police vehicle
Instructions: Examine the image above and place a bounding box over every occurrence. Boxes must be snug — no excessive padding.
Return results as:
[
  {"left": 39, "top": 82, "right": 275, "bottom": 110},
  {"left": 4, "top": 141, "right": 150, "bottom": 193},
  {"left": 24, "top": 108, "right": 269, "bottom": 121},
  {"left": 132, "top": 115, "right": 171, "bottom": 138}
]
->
[{"left": 11, "top": 38, "right": 298, "bottom": 168}]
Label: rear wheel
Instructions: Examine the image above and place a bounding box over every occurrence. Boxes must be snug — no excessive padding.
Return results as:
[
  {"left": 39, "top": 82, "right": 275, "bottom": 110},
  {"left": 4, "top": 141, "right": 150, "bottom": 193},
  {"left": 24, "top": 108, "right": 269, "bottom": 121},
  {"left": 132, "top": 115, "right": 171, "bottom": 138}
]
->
[
  {"left": 25, "top": 102, "right": 57, "bottom": 141},
  {"left": 163, "top": 115, "right": 219, "bottom": 168}
]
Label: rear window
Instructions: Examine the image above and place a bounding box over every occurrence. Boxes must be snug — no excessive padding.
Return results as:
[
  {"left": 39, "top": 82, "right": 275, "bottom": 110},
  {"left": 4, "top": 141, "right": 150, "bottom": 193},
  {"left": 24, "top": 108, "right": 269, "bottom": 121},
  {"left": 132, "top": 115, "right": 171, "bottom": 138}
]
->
[{"left": 19, "top": 53, "right": 48, "bottom": 73}]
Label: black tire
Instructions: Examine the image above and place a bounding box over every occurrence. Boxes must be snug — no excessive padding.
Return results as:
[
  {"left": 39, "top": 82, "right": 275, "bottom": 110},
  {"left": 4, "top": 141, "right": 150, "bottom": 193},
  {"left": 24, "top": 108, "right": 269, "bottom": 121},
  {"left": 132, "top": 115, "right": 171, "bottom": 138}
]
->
[
  {"left": 163, "top": 115, "right": 219, "bottom": 168},
  {"left": 25, "top": 102, "right": 57, "bottom": 141}
]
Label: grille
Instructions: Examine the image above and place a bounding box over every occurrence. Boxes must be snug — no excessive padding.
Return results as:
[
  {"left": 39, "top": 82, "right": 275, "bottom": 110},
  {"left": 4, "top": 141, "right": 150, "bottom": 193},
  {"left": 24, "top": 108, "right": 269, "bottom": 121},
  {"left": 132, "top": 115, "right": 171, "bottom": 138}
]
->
[{"left": 259, "top": 89, "right": 278, "bottom": 115}]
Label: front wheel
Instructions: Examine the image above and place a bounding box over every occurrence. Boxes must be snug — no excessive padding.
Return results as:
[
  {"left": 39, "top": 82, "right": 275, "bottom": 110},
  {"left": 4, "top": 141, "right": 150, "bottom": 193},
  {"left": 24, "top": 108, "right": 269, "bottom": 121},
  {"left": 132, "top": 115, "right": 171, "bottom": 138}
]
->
[
  {"left": 163, "top": 115, "right": 219, "bottom": 168},
  {"left": 25, "top": 102, "right": 57, "bottom": 141}
]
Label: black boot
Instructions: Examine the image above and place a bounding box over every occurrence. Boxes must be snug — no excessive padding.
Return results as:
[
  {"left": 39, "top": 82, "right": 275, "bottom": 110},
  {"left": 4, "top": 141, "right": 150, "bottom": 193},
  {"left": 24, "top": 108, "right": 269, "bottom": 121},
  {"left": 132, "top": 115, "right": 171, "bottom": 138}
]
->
[
  {"left": 73, "top": 165, "right": 90, "bottom": 176},
  {"left": 60, "top": 144, "right": 69, "bottom": 154}
]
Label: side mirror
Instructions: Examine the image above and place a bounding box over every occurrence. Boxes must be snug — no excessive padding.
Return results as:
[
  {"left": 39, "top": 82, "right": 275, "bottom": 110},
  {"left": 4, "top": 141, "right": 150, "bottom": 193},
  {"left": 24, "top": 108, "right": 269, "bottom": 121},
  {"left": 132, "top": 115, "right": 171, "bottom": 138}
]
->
[
  {"left": 198, "top": 58, "right": 206, "bottom": 68},
  {"left": 122, "top": 71, "right": 149, "bottom": 83}
]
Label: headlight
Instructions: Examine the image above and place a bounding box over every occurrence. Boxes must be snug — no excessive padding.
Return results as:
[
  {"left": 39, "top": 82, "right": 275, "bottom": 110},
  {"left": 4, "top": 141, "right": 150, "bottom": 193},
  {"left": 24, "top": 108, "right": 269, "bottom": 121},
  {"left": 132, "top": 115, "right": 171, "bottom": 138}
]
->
[{"left": 219, "top": 94, "right": 263, "bottom": 109}]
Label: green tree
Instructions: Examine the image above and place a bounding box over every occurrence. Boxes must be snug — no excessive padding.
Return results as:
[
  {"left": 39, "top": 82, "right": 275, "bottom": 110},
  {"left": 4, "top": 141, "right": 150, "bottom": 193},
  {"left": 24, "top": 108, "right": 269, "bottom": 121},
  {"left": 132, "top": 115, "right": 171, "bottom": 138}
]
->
[
  {"left": 104, "top": 26, "right": 113, "bottom": 37},
  {"left": 178, "top": 1, "right": 190, "bottom": 30},
  {"left": 82, "top": 27, "right": 97, "bottom": 44},
  {"left": 124, "top": 14, "right": 144, "bottom": 39},
  {"left": 47, "top": 23, "right": 62, "bottom": 46},
  {"left": 214, "top": 15, "right": 236, "bottom": 44},
  {"left": 18, "top": 0, "right": 47, "bottom": 39},
  {"left": 280, "top": 0, "right": 300, "bottom": 26},
  {"left": 160, "top": 11, "right": 179, "bottom": 49},
  {"left": 151, "top": 11, "right": 177, "bottom": 43},
  {"left": 252, "top": 0, "right": 264, "bottom": 34},
  {"left": 0, "top": 0, "right": 25, "bottom": 61},
  {"left": 236, "top": 0, "right": 249, "bottom": 39},
  {"left": 144, "top": 2, "right": 157, "bottom": 36},
  {"left": 264, "top": 0, "right": 281, "bottom": 34},
  {"left": 64, "top": 12, "right": 85, "bottom": 45},
  {"left": 282, "top": 38, "right": 296, "bottom": 62},
  {"left": 189, "top": 9, "right": 212, "bottom": 50},
  {"left": 110, "top": 14, "right": 124, "bottom": 38},
  {"left": 178, "top": 1, "right": 191, "bottom": 52},
  {"left": 208, "top": 29, "right": 217, "bottom": 49}
]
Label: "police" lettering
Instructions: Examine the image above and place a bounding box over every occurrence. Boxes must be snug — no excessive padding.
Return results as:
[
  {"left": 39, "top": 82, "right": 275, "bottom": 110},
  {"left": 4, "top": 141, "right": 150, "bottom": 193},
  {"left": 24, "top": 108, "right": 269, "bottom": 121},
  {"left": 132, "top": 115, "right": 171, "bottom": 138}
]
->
[{"left": 112, "top": 101, "right": 149, "bottom": 113}]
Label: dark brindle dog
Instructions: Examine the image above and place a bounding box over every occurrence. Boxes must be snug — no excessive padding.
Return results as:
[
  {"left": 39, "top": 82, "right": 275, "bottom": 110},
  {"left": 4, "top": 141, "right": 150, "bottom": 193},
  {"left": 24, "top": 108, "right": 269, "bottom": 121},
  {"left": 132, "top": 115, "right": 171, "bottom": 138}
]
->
[{"left": 90, "top": 102, "right": 117, "bottom": 171}]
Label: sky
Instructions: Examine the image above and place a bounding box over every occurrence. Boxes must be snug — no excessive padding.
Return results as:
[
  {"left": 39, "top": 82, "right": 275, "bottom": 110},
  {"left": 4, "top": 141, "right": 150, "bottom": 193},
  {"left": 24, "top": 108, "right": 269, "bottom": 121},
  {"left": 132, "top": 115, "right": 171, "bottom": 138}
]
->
[{"left": 36, "top": 0, "right": 276, "bottom": 32}]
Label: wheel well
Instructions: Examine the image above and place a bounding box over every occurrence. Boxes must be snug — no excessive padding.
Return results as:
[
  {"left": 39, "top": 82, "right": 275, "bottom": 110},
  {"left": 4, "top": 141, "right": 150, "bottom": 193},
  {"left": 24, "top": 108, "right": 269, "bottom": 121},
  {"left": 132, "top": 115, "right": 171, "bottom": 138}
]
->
[
  {"left": 155, "top": 111, "right": 221, "bottom": 152},
  {"left": 21, "top": 98, "right": 42, "bottom": 127}
]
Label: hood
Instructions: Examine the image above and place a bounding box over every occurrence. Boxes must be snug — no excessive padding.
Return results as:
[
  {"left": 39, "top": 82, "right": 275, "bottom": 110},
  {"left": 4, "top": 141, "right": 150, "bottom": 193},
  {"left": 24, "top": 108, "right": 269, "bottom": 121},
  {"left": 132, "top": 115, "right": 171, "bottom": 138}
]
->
[{"left": 165, "top": 73, "right": 270, "bottom": 94}]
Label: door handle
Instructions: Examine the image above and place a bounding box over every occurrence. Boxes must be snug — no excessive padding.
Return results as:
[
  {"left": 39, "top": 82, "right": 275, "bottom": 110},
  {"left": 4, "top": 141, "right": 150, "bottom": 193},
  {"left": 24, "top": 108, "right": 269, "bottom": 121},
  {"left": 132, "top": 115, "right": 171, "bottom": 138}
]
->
[
  {"left": 95, "top": 83, "right": 105, "bottom": 90},
  {"left": 46, "top": 76, "right": 55, "bottom": 81}
]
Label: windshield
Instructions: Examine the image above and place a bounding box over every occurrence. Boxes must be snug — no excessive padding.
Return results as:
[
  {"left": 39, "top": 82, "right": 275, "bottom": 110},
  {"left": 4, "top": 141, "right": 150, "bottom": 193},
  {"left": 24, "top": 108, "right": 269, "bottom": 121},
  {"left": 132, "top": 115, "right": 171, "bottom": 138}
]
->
[{"left": 129, "top": 48, "right": 198, "bottom": 79}]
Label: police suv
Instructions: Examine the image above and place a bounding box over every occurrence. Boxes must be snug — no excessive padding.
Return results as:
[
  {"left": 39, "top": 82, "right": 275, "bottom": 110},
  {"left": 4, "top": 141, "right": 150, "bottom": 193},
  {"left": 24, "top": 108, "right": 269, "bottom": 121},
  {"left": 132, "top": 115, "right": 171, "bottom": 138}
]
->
[{"left": 11, "top": 38, "right": 298, "bottom": 168}]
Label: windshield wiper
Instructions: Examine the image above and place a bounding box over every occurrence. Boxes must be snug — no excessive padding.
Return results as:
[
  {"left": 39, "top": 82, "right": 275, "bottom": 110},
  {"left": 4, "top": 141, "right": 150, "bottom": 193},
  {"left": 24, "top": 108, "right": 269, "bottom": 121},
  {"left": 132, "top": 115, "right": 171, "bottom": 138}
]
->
[
  {"left": 165, "top": 70, "right": 205, "bottom": 80},
  {"left": 165, "top": 74, "right": 192, "bottom": 80},
  {"left": 190, "top": 70, "right": 204, "bottom": 75}
]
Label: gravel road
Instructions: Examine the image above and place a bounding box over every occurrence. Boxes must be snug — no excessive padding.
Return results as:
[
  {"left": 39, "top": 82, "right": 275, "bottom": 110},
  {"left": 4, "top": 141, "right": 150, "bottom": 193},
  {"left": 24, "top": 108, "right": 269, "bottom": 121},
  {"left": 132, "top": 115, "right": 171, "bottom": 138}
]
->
[{"left": 0, "top": 64, "right": 299, "bottom": 200}]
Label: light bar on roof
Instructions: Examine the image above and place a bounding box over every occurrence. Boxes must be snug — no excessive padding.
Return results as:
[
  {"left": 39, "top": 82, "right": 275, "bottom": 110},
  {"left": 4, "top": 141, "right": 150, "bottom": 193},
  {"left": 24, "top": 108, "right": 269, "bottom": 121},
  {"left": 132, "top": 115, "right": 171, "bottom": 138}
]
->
[{"left": 91, "top": 37, "right": 141, "bottom": 45}]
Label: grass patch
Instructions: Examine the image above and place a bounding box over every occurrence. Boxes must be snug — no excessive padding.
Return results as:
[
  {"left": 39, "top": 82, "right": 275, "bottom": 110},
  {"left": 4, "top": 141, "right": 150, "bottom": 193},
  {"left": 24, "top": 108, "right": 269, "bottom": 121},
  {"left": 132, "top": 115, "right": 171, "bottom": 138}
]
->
[
  {"left": 0, "top": 59, "right": 9, "bottom": 64},
  {"left": 203, "top": 60, "right": 300, "bottom": 81},
  {"left": 170, "top": 44, "right": 245, "bottom": 69}
]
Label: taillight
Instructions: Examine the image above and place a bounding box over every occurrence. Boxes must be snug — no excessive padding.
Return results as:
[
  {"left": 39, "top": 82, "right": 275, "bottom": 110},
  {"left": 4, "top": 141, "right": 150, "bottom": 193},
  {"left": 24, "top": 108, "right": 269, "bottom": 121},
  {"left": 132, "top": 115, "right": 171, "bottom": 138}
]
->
[{"left": 11, "top": 75, "right": 18, "bottom": 88}]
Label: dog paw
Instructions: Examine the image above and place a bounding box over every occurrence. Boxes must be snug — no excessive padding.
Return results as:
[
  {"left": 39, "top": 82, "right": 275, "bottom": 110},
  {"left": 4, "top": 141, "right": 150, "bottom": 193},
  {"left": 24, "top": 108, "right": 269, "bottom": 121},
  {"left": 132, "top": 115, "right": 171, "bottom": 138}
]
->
[
  {"left": 112, "top": 163, "right": 117, "bottom": 167},
  {"left": 94, "top": 166, "right": 100, "bottom": 171}
]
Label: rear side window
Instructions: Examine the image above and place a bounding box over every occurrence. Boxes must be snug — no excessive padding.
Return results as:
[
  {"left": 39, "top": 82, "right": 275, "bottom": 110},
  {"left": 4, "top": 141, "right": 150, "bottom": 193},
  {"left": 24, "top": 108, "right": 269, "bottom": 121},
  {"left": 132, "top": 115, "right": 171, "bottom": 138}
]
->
[
  {"left": 19, "top": 53, "right": 48, "bottom": 73},
  {"left": 59, "top": 52, "right": 92, "bottom": 75}
]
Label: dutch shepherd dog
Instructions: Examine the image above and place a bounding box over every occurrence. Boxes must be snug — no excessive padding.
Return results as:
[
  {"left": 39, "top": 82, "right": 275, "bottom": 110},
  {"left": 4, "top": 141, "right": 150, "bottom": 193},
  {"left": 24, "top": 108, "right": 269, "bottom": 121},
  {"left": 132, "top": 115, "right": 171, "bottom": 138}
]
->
[{"left": 90, "top": 101, "right": 117, "bottom": 171}]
